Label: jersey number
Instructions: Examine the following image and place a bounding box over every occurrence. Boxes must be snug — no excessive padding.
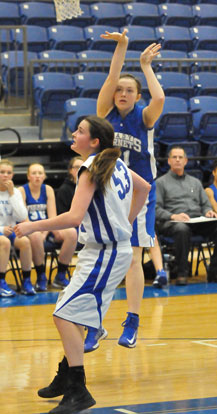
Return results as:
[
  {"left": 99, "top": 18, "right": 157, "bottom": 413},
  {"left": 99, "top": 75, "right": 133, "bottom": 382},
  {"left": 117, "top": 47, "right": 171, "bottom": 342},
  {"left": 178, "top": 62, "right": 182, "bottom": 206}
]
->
[{"left": 112, "top": 160, "right": 130, "bottom": 200}]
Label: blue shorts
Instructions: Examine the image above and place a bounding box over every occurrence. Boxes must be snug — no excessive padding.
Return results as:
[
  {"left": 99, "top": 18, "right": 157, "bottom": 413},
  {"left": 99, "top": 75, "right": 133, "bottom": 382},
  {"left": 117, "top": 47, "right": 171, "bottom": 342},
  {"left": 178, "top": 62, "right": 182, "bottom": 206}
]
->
[
  {"left": 0, "top": 231, "right": 16, "bottom": 245},
  {"left": 131, "top": 181, "right": 156, "bottom": 248}
]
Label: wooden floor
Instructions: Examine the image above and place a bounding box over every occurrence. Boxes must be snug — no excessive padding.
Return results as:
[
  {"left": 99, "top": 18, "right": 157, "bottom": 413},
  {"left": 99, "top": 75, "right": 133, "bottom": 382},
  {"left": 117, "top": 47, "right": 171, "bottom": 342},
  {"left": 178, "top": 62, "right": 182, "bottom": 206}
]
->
[{"left": 1, "top": 256, "right": 217, "bottom": 414}]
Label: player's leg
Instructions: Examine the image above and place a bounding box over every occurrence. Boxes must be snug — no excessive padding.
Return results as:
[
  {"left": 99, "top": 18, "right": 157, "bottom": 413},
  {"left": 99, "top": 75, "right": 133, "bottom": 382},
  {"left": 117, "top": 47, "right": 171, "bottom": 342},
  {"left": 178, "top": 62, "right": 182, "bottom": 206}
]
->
[
  {"left": 14, "top": 235, "right": 36, "bottom": 295},
  {"left": 52, "top": 228, "right": 77, "bottom": 289}
]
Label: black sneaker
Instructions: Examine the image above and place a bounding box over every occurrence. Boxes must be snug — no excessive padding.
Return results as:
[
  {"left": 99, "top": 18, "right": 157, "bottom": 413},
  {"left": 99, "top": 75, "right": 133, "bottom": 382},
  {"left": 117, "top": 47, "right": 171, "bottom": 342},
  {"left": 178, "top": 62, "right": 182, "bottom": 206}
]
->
[
  {"left": 48, "top": 384, "right": 96, "bottom": 413},
  {"left": 38, "top": 357, "right": 68, "bottom": 398}
]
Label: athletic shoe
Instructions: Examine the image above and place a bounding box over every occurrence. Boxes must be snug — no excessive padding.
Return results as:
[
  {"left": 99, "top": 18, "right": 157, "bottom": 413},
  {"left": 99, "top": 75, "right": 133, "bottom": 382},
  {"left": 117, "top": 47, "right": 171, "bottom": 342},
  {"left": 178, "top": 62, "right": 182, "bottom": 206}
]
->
[
  {"left": 0, "top": 279, "right": 16, "bottom": 297},
  {"left": 35, "top": 273, "right": 47, "bottom": 292},
  {"left": 84, "top": 326, "right": 108, "bottom": 353},
  {"left": 153, "top": 269, "right": 168, "bottom": 288},
  {"left": 49, "top": 384, "right": 96, "bottom": 414},
  {"left": 118, "top": 312, "right": 139, "bottom": 348},
  {"left": 38, "top": 357, "right": 68, "bottom": 398},
  {"left": 52, "top": 272, "right": 69, "bottom": 289},
  {"left": 21, "top": 278, "right": 36, "bottom": 295}
]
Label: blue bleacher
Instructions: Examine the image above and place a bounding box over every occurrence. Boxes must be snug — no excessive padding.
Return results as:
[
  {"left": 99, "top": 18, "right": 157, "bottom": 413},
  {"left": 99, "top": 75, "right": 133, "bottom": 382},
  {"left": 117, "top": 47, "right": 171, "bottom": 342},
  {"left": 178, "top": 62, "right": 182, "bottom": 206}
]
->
[
  {"left": 38, "top": 50, "right": 79, "bottom": 74},
  {"left": 158, "top": 3, "right": 195, "bottom": 27},
  {"left": 190, "top": 71, "right": 217, "bottom": 95},
  {"left": 76, "top": 50, "right": 112, "bottom": 72},
  {"left": 123, "top": 3, "right": 161, "bottom": 27},
  {"left": 0, "top": 2, "right": 20, "bottom": 25},
  {"left": 155, "top": 25, "right": 193, "bottom": 52},
  {"left": 19, "top": 2, "right": 56, "bottom": 27},
  {"left": 89, "top": 3, "right": 127, "bottom": 27},
  {"left": 47, "top": 25, "right": 87, "bottom": 52}
]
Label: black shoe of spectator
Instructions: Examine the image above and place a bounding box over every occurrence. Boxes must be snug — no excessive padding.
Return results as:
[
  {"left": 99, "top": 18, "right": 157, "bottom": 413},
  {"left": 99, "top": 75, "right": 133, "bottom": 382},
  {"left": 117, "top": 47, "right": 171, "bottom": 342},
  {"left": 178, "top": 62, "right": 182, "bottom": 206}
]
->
[
  {"left": 207, "top": 270, "right": 217, "bottom": 283},
  {"left": 176, "top": 275, "right": 188, "bottom": 286}
]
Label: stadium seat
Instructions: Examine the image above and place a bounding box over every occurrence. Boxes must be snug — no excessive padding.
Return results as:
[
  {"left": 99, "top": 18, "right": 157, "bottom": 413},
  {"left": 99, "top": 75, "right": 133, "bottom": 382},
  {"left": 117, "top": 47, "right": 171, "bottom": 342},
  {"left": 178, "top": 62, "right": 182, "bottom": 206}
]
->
[
  {"left": 134, "top": 0, "right": 163, "bottom": 4},
  {"left": 156, "top": 25, "right": 193, "bottom": 52},
  {"left": 189, "top": 96, "right": 217, "bottom": 139},
  {"left": 123, "top": 3, "right": 161, "bottom": 27},
  {"left": 63, "top": 3, "right": 93, "bottom": 27},
  {"left": 19, "top": 2, "right": 56, "bottom": 27},
  {"left": 190, "top": 72, "right": 217, "bottom": 96},
  {"left": 74, "top": 71, "right": 107, "bottom": 98},
  {"left": 84, "top": 25, "right": 119, "bottom": 51},
  {"left": 0, "top": 2, "right": 20, "bottom": 25},
  {"left": 197, "top": 0, "right": 217, "bottom": 3},
  {"left": 158, "top": 3, "right": 194, "bottom": 27},
  {"left": 193, "top": 4, "right": 217, "bottom": 27},
  {"left": 32, "top": 72, "right": 77, "bottom": 139},
  {"left": 156, "top": 71, "right": 194, "bottom": 100},
  {"left": 124, "top": 50, "right": 141, "bottom": 71},
  {"left": 155, "top": 96, "right": 193, "bottom": 141},
  {"left": 12, "top": 25, "right": 49, "bottom": 53},
  {"left": 38, "top": 50, "right": 79, "bottom": 74},
  {"left": 200, "top": 141, "right": 217, "bottom": 172},
  {"left": 47, "top": 25, "right": 87, "bottom": 52},
  {"left": 190, "top": 26, "right": 217, "bottom": 50},
  {"left": 166, "top": 0, "right": 197, "bottom": 4},
  {"left": 1, "top": 50, "right": 38, "bottom": 96},
  {"left": 120, "top": 25, "right": 157, "bottom": 51},
  {"left": 61, "top": 97, "right": 97, "bottom": 140},
  {"left": 0, "top": 28, "right": 14, "bottom": 52},
  {"left": 153, "top": 50, "right": 189, "bottom": 73},
  {"left": 76, "top": 50, "right": 112, "bottom": 72},
  {"left": 188, "top": 50, "right": 217, "bottom": 73},
  {"left": 89, "top": 3, "right": 127, "bottom": 27}
]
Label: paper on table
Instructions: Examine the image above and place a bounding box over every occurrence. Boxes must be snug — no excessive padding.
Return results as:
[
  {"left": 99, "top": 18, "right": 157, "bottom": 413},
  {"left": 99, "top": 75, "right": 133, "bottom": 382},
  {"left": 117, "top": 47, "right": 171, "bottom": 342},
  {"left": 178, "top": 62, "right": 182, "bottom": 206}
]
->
[{"left": 171, "top": 216, "right": 217, "bottom": 224}]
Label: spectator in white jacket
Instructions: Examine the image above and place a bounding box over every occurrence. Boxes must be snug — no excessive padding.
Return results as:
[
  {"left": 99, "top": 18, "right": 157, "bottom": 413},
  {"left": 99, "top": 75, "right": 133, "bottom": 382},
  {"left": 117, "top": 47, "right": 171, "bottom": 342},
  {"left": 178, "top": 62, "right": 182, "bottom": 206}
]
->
[{"left": 0, "top": 159, "right": 35, "bottom": 297}]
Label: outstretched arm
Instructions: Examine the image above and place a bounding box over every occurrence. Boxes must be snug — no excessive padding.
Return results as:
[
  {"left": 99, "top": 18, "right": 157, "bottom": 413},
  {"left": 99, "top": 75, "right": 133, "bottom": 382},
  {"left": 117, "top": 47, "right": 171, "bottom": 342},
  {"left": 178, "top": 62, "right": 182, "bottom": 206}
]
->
[
  {"left": 14, "top": 171, "right": 96, "bottom": 237},
  {"left": 141, "top": 43, "right": 165, "bottom": 128},
  {"left": 128, "top": 170, "right": 151, "bottom": 225},
  {"left": 97, "top": 29, "right": 128, "bottom": 118}
]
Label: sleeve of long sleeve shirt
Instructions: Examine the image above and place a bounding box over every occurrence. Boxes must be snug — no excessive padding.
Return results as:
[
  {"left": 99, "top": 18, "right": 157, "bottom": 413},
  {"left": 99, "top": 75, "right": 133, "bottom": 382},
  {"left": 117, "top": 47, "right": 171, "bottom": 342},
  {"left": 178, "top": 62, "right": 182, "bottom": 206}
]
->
[
  {"left": 156, "top": 177, "right": 172, "bottom": 222},
  {"left": 9, "top": 189, "right": 28, "bottom": 222}
]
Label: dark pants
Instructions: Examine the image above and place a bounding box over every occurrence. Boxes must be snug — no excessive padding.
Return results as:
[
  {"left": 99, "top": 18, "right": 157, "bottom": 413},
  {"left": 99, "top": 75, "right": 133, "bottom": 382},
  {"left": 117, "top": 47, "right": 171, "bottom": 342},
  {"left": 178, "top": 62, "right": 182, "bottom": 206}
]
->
[{"left": 157, "top": 221, "right": 217, "bottom": 277}]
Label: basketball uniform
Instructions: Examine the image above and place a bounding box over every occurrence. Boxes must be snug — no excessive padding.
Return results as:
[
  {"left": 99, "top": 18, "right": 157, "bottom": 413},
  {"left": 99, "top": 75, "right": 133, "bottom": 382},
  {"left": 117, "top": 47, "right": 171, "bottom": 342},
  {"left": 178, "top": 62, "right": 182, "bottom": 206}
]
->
[
  {"left": 54, "top": 155, "right": 133, "bottom": 329},
  {"left": 23, "top": 183, "right": 48, "bottom": 221},
  {"left": 209, "top": 183, "right": 217, "bottom": 202},
  {"left": 0, "top": 188, "right": 27, "bottom": 243},
  {"left": 107, "top": 103, "right": 156, "bottom": 247}
]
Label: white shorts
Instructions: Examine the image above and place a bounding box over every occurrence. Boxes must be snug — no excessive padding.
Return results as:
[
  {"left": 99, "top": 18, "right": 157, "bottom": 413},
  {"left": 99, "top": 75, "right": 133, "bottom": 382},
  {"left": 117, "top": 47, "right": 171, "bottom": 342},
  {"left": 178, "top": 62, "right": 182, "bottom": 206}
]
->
[{"left": 53, "top": 241, "right": 132, "bottom": 329}]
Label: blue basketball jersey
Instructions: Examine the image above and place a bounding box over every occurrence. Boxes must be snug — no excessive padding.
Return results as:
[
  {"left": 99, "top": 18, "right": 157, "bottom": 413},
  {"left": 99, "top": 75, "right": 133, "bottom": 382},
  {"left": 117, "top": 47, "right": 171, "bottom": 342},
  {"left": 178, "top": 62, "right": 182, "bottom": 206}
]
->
[
  {"left": 78, "top": 155, "right": 133, "bottom": 245},
  {"left": 209, "top": 183, "right": 217, "bottom": 201},
  {"left": 106, "top": 103, "right": 156, "bottom": 183},
  {"left": 23, "top": 183, "right": 48, "bottom": 221}
]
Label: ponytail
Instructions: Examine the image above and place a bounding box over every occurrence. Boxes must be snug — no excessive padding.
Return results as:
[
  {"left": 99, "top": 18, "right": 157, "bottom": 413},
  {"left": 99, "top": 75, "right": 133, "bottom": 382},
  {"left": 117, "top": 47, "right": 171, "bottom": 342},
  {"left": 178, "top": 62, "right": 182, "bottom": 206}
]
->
[{"left": 89, "top": 147, "right": 121, "bottom": 193}]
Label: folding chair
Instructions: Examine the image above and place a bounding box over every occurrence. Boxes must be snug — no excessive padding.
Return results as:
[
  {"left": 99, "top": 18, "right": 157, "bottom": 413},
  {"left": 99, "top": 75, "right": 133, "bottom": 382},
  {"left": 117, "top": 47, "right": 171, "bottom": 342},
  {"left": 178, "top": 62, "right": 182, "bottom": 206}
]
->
[{"left": 6, "top": 247, "right": 23, "bottom": 292}]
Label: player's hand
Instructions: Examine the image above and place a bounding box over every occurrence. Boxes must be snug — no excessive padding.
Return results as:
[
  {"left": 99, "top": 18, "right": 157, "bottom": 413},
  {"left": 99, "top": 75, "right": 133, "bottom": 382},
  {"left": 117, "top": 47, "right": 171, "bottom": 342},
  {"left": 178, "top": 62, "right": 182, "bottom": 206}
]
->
[
  {"left": 4, "top": 180, "right": 14, "bottom": 196},
  {"left": 100, "top": 28, "right": 128, "bottom": 44},
  {"left": 171, "top": 213, "right": 190, "bottom": 222},
  {"left": 140, "top": 43, "right": 161, "bottom": 66},
  {"left": 205, "top": 210, "right": 217, "bottom": 218},
  {"left": 14, "top": 222, "right": 33, "bottom": 238},
  {"left": 4, "top": 226, "right": 13, "bottom": 236}
]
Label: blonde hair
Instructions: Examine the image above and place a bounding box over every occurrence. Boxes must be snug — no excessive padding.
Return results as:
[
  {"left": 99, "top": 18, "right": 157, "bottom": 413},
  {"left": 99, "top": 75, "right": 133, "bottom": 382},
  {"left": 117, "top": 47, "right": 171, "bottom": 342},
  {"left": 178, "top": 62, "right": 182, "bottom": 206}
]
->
[{"left": 0, "top": 159, "right": 14, "bottom": 169}]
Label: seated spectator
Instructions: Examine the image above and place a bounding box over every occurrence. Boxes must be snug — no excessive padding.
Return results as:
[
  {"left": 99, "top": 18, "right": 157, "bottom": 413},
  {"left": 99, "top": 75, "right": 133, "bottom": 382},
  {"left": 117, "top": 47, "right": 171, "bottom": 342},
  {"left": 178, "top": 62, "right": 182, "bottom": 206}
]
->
[
  {"left": 56, "top": 156, "right": 82, "bottom": 215},
  {"left": 205, "top": 160, "right": 217, "bottom": 214},
  {"left": 19, "top": 163, "right": 78, "bottom": 291},
  {"left": 0, "top": 159, "right": 35, "bottom": 297},
  {"left": 155, "top": 146, "right": 217, "bottom": 285}
]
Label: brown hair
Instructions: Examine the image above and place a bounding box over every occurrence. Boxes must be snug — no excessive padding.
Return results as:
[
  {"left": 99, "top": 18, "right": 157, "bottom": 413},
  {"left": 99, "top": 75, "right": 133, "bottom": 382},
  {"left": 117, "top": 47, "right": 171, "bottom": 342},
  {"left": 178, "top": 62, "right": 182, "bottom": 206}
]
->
[
  {"left": 85, "top": 116, "right": 121, "bottom": 193},
  {"left": 168, "top": 146, "right": 187, "bottom": 158},
  {"left": 119, "top": 73, "right": 142, "bottom": 95}
]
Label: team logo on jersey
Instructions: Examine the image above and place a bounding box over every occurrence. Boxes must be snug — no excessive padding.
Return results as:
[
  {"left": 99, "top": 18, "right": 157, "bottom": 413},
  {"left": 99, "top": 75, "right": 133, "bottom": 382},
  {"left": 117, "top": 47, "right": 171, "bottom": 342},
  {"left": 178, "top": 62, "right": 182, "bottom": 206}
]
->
[{"left": 114, "top": 132, "right": 141, "bottom": 153}]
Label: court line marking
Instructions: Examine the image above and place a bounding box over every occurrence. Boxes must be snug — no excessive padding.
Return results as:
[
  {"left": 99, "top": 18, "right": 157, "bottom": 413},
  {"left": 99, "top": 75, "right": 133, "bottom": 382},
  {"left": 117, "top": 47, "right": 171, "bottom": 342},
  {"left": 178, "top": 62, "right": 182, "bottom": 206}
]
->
[
  {"left": 115, "top": 409, "right": 138, "bottom": 414},
  {"left": 192, "top": 339, "right": 217, "bottom": 348}
]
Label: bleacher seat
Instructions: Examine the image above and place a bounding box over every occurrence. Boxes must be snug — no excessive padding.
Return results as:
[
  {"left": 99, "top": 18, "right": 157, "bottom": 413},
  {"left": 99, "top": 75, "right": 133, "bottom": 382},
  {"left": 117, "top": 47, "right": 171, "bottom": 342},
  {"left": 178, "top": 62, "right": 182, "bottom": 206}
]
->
[
  {"left": 190, "top": 26, "right": 217, "bottom": 50},
  {"left": 197, "top": 0, "right": 217, "bottom": 3},
  {"left": 156, "top": 71, "right": 194, "bottom": 100},
  {"left": 155, "top": 25, "right": 193, "bottom": 52},
  {"left": 190, "top": 72, "right": 217, "bottom": 96},
  {"left": 200, "top": 141, "right": 217, "bottom": 172},
  {"left": 123, "top": 3, "right": 161, "bottom": 27},
  {"left": 155, "top": 96, "right": 193, "bottom": 141},
  {"left": 166, "top": 0, "right": 197, "bottom": 4},
  {"left": 12, "top": 25, "right": 49, "bottom": 52},
  {"left": 1, "top": 50, "right": 38, "bottom": 96},
  {"left": 124, "top": 50, "right": 141, "bottom": 71},
  {"left": 47, "top": 25, "right": 87, "bottom": 52},
  {"left": 153, "top": 50, "right": 189, "bottom": 73},
  {"left": 158, "top": 3, "right": 195, "bottom": 27},
  {"left": 74, "top": 71, "right": 107, "bottom": 98},
  {"left": 0, "top": 29, "right": 14, "bottom": 52},
  {"left": 134, "top": 0, "right": 163, "bottom": 4},
  {"left": 120, "top": 25, "right": 157, "bottom": 51},
  {"left": 63, "top": 3, "right": 93, "bottom": 27},
  {"left": 189, "top": 96, "right": 217, "bottom": 139},
  {"left": 32, "top": 72, "right": 77, "bottom": 139},
  {"left": 193, "top": 4, "right": 217, "bottom": 27},
  {"left": 19, "top": 2, "right": 56, "bottom": 27},
  {"left": 38, "top": 50, "right": 79, "bottom": 74},
  {"left": 76, "top": 50, "right": 112, "bottom": 72},
  {"left": 188, "top": 50, "right": 217, "bottom": 72},
  {"left": 61, "top": 97, "right": 97, "bottom": 140},
  {"left": 0, "top": 2, "right": 20, "bottom": 25},
  {"left": 89, "top": 3, "right": 127, "bottom": 27},
  {"left": 84, "top": 25, "right": 119, "bottom": 51}
]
